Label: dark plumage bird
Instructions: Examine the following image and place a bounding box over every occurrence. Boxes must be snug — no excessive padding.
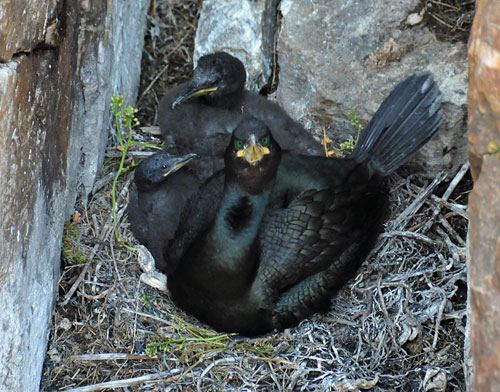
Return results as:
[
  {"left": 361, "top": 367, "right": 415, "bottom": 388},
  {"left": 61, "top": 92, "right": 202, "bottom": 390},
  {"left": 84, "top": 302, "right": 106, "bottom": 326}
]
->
[
  {"left": 167, "top": 72, "right": 443, "bottom": 336},
  {"left": 138, "top": 51, "right": 320, "bottom": 271},
  {"left": 158, "top": 52, "right": 321, "bottom": 173},
  {"left": 127, "top": 152, "right": 198, "bottom": 272}
]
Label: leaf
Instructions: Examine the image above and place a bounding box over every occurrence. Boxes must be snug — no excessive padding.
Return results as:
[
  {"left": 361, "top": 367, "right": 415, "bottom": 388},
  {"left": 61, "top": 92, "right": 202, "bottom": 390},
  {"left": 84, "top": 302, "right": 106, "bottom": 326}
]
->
[{"left": 72, "top": 211, "right": 82, "bottom": 223}]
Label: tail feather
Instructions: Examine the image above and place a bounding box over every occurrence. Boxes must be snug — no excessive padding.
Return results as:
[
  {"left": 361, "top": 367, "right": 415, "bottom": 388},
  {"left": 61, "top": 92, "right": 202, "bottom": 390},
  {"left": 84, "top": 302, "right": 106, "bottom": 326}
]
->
[{"left": 350, "top": 73, "right": 443, "bottom": 175}]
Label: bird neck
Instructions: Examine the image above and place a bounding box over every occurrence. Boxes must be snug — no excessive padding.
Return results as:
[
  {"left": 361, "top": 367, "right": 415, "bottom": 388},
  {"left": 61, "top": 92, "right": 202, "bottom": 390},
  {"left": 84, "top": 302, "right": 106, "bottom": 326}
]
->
[
  {"left": 208, "top": 182, "right": 270, "bottom": 272},
  {"left": 202, "top": 88, "right": 244, "bottom": 110},
  {"left": 134, "top": 173, "right": 161, "bottom": 193}
]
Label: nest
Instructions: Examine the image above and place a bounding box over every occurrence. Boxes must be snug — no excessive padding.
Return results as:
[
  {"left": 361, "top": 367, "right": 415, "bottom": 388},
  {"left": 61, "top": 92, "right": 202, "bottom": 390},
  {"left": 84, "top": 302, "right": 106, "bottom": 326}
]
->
[
  {"left": 422, "top": 0, "right": 475, "bottom": 43},
  {"left": 42, "top": 1, "right": 472, "bottom": 391}
]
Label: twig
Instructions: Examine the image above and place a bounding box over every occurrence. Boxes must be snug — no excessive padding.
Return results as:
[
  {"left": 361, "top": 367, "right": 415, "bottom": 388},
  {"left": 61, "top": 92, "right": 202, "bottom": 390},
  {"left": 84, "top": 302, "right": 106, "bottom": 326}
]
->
[
  {"left": 61, "top": 195, "right": 120, "bottom": 305},
  {"left": 121, "top": 307, "right": 178, "bottom": 328},
  {"left": 105, "top": 150, "right": 159, "bottom": 159},
  {"left": 91, "top": 171, "right": 118, "bottom": 195},
  {"left": 435, "top": 226, "right": 461, "bottom": 269},
  {"left": 422, "top": 161, "right": 469, "bottom": 233},
  {"left": 408, "top": 183, "right": 468, "bottom": 220},
  {"left": 137, "top": 63, "right": 169, "bottom": 105},
  {"left": 376, "top": 274, "right": 399, "bottom": 350},
  {"left": 429, "top": 194, "right": 468, "bottom": 220},
  {"left": 429, "top": 12, "right": 455, "bottom": 29},
  {"left": 433, "top": 295, "right": 447, "bottom": 349},
  {"left": 286, "top": 364, "right": 308, "bottom": 392},
  {"left": 77, "top": 281, "right": 116, "bottom": 301},
  {"left": 372, "top": 171, "right": 446, "bottom": 257},
  {"left": 140, "top": 125, "right": 162, "bottom": 135},
  {"left": 197, "top": 358, "right": 236, "bottom": 392},
  {"left": 60, "top": 369, "right": 181, "bottom": 392},
  {"left": 136, "top": 31, "right": 192, "bottom": 106},
  {"left": 438, "top": 216, "right": 465, "bottom": 246},
  {"left": 380, "top": 230, "right": 438, "bottom": 245},
  {"left": 71, "top": 353, "right": 155, "bottom": 361},
  {"left": 392, "top": 171, "right": 446, "bottom": 230},
  {"left": 61, "top": 244, "right": 98, "bottom": 306},
  {"left": 430, "top": 0, "right": 461, "bottom": 11}
]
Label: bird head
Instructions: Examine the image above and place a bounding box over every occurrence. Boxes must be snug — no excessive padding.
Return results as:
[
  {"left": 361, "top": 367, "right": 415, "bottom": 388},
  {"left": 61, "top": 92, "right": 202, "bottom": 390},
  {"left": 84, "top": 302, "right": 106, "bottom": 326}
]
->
[
  {"left": 172, "top": 52, "right": 246, "bottom": 108},
  {"left": 134, "top": 152, "right": 199, "bottom": 191},
  {"left": 224, "top": 116, "right": 281, "bottom": 194}
]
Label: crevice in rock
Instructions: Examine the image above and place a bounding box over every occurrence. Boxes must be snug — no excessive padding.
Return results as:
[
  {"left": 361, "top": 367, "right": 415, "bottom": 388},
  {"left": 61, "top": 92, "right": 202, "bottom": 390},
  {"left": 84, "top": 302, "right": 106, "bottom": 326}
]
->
[
  {"left": 260, "top": 0, "right": 281, "bottom": 96},
  {"left": 416, "top": 0, "right": 474, "bottom": 43},
  {"left": 6, "top": 40, "right": 59, "bottom": 62}
]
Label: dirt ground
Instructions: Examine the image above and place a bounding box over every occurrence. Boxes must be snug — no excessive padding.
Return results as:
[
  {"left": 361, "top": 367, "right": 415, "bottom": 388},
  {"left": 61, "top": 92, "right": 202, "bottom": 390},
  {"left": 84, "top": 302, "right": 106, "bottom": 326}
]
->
[{"left": 41, "top": 1, "right": 474, "bottom": 391}]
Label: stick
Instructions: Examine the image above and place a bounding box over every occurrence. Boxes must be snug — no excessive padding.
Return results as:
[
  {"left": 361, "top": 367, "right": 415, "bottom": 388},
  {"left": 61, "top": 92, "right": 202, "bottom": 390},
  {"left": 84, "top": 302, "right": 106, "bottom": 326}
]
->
[
  {"left": 391, "top": 171, "right": 447, "bottom": 230},
  {"left": 91, "top": 171, "right": 118, "bottom": 195},
  {"left": 371, "top": 171, "right": 446, "bottom": 258},
  {"left": 197, "top": 358, "right": 236, "bottom": 392},
  {"left": 380, "top": 230, "right": 437, "bottom": 245},
  {"left": 71, "top": 353, "right": 155, "bottom": 361},
  {"left": 61, "top": 247, "right": 96, "bottom": 306},
  {"left": 59, "top": 369, "right": 181, "bottom": 392},
  {"left": 422, "top": 161, "right": 469, "bottom": 233},
  {"left": 121, "top": 307, "right": 178, "bottom": 328}
]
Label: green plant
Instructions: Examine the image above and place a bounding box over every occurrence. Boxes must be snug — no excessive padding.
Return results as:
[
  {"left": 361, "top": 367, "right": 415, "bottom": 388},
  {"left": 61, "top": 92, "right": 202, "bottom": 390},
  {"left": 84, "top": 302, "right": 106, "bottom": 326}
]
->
[
  {"left": 61, "top": 221, "right": 87, "bottom": 264},
  {"left": 146, "top": 328, "right": 233, "bottom": 358},
  {"left": 109, "top": 94, "right": 140, "bottom": 250},
  {"left": 141, "top": 294, "right": 153, "bottom": 311},
  {"left": 347, "top": 109, "right": 363, "bottom": 140},
  {"left": 323, "top": 109, "right": 364, "bottom": 157}
]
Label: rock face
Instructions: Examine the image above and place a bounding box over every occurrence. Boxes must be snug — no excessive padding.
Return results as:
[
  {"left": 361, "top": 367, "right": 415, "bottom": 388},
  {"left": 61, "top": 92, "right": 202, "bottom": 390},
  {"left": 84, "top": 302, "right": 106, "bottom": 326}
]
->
[
  {"left": 467, "top": 0, "right": 500, "bottom": 390},
  {"left": 0, "top": 0, "right": 149, "bottom": 390},
  {"left": 0, "top": 0, "right": 59, "bottom": 61},
  {"left": 194, "top": 0, "right": 277, "bottom": 91},
  {"left": 276, "top": 0, "right": 468, "bottom": 177}
]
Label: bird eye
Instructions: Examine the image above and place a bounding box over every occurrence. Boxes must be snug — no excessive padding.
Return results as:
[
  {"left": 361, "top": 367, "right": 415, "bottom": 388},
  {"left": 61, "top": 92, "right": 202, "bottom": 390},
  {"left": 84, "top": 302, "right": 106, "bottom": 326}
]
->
[
  {"left": 261, "top": 136, "right": 269, "bottom": 146},
  {"left": 235, "top": 139, "right": 244, "bottom": 149}
]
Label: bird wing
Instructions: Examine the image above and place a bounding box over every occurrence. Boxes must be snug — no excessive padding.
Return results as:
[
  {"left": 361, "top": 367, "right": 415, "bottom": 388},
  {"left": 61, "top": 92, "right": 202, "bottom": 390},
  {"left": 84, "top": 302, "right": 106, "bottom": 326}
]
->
[{"left": 254, "top": 164, "right": 386, "bottom": 309}]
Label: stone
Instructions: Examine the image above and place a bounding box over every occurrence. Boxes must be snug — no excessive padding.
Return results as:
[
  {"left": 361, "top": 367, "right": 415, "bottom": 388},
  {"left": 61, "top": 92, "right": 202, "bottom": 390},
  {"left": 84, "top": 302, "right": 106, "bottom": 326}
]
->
[
  {"left": 0, "top": 0, "right": 149, "bottom": 390},
  {"left": 0, "top": 0, "right": 60, "bottom": 61},
  {"left": 0, "top": 51, "right": 66, "bottom": 392},
  {"left": 276, "top": 0, "right": 468, "bottom": 177},
  {"left": 467, "top": 0, "right": 500, "bottom": 390},
  {"left": 194, "top": 0, "right": 277, "bottom": 91},
  {"left": 73, "top": 0, "right": 150, "bottom": 198}
]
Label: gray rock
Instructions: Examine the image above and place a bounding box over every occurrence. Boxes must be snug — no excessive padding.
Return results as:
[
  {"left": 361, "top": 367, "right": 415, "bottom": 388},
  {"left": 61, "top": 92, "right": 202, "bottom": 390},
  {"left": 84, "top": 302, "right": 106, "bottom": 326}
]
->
[
  {"left": 194, "top": 0, "right": 277, "bottom": 91},
  {"left": 0, "top": 1, "right": 149, "bottom": 390},
  {"left": 74, "top": 0, "right": 149, "bottom": 199},
  {"left": 276, "top": 0, "right": 468, "bottom": 176}
]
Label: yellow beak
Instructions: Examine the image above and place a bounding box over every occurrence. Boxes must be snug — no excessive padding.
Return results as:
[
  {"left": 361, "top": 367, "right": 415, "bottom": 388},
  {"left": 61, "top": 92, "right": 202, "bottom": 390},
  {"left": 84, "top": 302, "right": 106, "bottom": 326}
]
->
[
  {"left": 172, "top": 86, "right": 219, "bottom": 108},
  {"left": 162, "top": 153, "right": 198, "bottom": 177},
  {"left": 236, "top": 134, "right": 270, "bottom": 164}
]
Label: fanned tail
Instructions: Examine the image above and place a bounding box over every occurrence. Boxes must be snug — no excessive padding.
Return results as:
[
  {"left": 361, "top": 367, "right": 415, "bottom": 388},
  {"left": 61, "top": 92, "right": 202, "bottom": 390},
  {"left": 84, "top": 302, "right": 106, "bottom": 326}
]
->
[{"left": 350, "top": 72, "right": 443, "bottom": 175}]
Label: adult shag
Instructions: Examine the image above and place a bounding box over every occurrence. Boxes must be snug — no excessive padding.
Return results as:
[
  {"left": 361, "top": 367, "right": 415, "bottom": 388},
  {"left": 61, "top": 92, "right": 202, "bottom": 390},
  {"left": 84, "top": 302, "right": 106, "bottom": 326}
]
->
[{"left": 167, "top": 72, "right": 443, "bottom": 336}]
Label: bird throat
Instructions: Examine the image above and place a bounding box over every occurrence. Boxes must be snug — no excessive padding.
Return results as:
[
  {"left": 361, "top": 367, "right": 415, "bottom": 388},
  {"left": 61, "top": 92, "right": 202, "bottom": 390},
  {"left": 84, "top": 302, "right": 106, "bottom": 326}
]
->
[
  {"left": 203, "top": 88, "right": 243, "bottom": 110},
  {"left": 207, "top": 182, "right": 270, "bottom": 272}
]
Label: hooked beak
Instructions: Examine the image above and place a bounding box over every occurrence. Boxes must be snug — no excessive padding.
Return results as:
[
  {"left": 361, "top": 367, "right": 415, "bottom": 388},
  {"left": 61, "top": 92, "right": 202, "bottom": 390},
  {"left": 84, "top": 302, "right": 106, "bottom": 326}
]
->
[
  {"left": 171, "top": 83, "right": 219, "bottom": 109},
  {"left": 162, "top": 153, "right": 199, "bottom": 177},
  {"left": 236, "top": 135, "right": 270, "bottom": 165}
]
